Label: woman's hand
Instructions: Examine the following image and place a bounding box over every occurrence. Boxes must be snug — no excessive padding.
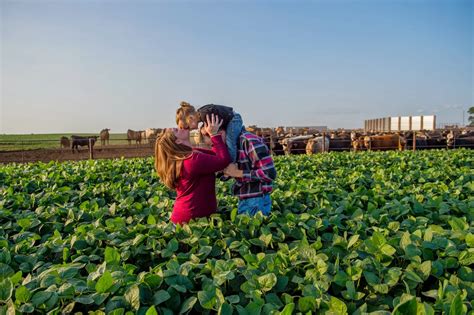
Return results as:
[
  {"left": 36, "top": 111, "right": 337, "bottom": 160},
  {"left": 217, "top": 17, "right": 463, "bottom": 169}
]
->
[
  {"left": 203, "top": 114, "right": 223, "bottom": 136},
  {"left": 223, "top": 163, "right": 243, "bottom": 178}
]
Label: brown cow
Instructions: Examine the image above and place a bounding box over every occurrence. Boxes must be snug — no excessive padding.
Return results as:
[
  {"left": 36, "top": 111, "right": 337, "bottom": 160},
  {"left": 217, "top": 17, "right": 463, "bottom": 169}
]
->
[
  {"left": 127, "top": 129, "right": 142, "bottom": 145},
  {"left": 363, "top": 134, "right": 406, "bottom": 151},
  {"left": 306, "top": 136, "right": 330, "bottom": 155},
  {"left": 275, "top": 126, "right": 285, "bottom": 137},
  {"left": 281, "top": 135, "right": 313, "bottom": 155},
  {"left": 60, "top": 136, "right": 70, "bottom": 149},
  {"left": 100, "top": 128, "right": 110, "bottom": 146}
]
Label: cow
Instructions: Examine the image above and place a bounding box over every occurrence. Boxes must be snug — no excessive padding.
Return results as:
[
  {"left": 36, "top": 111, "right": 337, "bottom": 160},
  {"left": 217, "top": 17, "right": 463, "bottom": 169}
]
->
[
  {"left": 447, "top": 131, "right": 474, "bottom": 149},
  {"left": 99, "top": 128, "right": 110, "bottom": 146},
  {"left": 60, "top": 136, "right": 70, "bottom": 149},
  {"left": 281, "top": 135, "right": 313, "bottom": 155},
  {"left": 271, "top": 137, "right": 285, "bottom": 155},
  {"left": 404, "top": 131, "right": 429, "bottom": 150},
  {"left": 145, "top": 128, "right": 162, "bottom": 144},
  {"left": 306, "top": 136, "right": 330, "bottom": 155},
  {"left": 325, "top": 132, "right": 352, "bottom": 152},
  {"left": 127, "top": 129, "right": 142, "bottom": 145},
  {"left": 352, "top": 136, "right": 366, "bottom": 152},
  {"left": 275, "top": 126, "right": 285, "bottom": 137},
  {"left": 423, "top": 131, "right": 447, "bottom": 149},
  {"left": 362, "top": 134, "right": 406, "bottom": 151},
  {"left": 71, "top": 135, "right": 97, "bottom": 153}
]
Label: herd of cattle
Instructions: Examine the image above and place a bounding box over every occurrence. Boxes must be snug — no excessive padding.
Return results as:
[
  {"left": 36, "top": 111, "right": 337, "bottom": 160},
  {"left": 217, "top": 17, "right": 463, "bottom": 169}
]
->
[
  {"left": 59, "top": 128, "right": 163, "bottom": 153},
  {"left": 246, "top": 126, "right": 474, "bottom": 155},
  {"left": 58, "top": 126, "right": 474, "bottom": 154}
]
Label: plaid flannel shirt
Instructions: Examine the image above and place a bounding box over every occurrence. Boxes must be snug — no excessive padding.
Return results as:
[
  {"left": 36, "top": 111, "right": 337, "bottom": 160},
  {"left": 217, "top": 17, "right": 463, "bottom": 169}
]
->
[{"left": 232, "top": 131, "right": 277, "bottom": 199}]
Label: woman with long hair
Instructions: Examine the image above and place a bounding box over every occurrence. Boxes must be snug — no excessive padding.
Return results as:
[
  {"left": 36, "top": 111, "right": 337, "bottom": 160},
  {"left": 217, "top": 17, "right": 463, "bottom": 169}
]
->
[{"left": 155, "top": 114, "right": 231, "bottom": 224}]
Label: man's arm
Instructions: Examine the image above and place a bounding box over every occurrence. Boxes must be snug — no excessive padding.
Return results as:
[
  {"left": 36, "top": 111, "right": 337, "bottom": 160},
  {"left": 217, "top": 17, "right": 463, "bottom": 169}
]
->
[{"left": 225, "top": 137, "right": 276, "bottom": 182}]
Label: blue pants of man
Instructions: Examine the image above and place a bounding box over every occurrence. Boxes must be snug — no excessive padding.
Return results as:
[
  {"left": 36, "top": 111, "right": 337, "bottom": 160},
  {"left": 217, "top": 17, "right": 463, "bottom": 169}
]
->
[{"left": 238, "top": 194, "right": 272, "bottom": 216}]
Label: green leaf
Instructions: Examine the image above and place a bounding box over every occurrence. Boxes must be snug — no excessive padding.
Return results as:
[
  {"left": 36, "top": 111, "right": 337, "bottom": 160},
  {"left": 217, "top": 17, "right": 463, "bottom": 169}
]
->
[
  {"left": 363, "top": 271, "right": 379, "bottom": 286},
  {"left": 146, "top": 306, "right": 158, "bottom": 315},
  {"left": 419, "top": 261, "right": 431, "bottom": 279},
  {"left": 381, "top": 244, "right": 396, "bottom": 256},
  {"left": 219, "top": 302, "right": 233, "bottom": 315},
  {"left": 152, "top": 290, "right": 170, "bottom": 305},
  {"left": 31, "top": 291, "right": 52, "bottom": 306},
  {"left": 0, "top": 263, "right": 14, "bottom": 278},
  {"left": 0, "top": 278, "right": 13, "bottom": 303},
  {"left": 105, "top": 247, "right": 121, "bottom": 265},
  {"left": 226, "top": 295, "right": 240, "bottom": 304},
  {"left": 75, "top": 295, "right": 95, "bottom": 305},
  {"left": 10, "top": 271, "right": 22, "bottom": 285},
  {"left": 124, "top": 284, "right": 140, "bottom": 311},
  {"left": 15, "top": 285, "right": 31, "bottom": 304},
  {"left": 18, "top": 218, "right": 32, "bottom": 230},
  {"left": 326, "top": 296, "right": 348, "bottom": 314},
  {"left": 230, "top": 208, "right": 238, "bottom": 222},
  {"left": 466, "top": 233, "right": 474, "bottom": 247},
  {"left": 404, "top": 270, "right": 424, "bottom": 283},
  {"left": 0, "top": 249, "right": 11, "bottom": 265},
  {"left": 449, "top": 292, "right": 463, "bottom": 315},
  {"left": 417, "top": 302, "right": 435, "bottom": 315},
  {"left": 298, "top": 296, "right": 317, "bottom": 312},
  {"left": 257, "top": 273, "right": 277, "bottom": 292},
  {"left": 280, "top": 303, "right": 295, "bottom": 315},
  {"left": 458, "top": 250, "right": 474, "bottom": 266},
  {"left": 147, "top": 214, "right": 156, "bottom": 225},
  {"left": 96, "top": 271, "right": 114, "bottom": 293},
  {"left": 179, "top": 296, "right": 197, "bottom": 314},
  {"left": 162, "top": 238, "right": 180, "bottom": 258},
  {"left": 198, "top": 289, "right": 216, "bottom": 310},
  {"left": 400, "top": 232, "right": 411, "bottom": 250},
  {"left": 393, "top": 296, "right": 417, "bottom": 315},
  {"left": 245, "top": 300, "right": 264, "bottom": 314},
  {"left": 448, "top": 217, "right": 468, "bottom": 231},
  {"left": 347, "top": 234, "right": 359, "bottom": 249}
]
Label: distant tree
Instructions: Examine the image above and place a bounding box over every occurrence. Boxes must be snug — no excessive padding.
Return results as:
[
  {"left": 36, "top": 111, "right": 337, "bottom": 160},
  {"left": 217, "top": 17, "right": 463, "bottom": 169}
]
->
[{"left": 469, "top": 107, "right": 474, "bottom": 126}]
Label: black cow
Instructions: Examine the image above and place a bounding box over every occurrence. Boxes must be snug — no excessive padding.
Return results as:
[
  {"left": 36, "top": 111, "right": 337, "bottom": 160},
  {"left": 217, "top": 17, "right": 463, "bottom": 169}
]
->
[
  {"left": 71, "top": 135, "right": 98, "bottom": 153},
  {"left": 328, "top": 137, "right": 352, "bottom": 151},
  {"left": 448, "top": 135, "right": 474, "bottom": 149},
  {"left": 272, "top": 137, "right": 285, "bottom": 155},
  {"left": 404, "top": 132, "right": 429, "bottom": 150}
]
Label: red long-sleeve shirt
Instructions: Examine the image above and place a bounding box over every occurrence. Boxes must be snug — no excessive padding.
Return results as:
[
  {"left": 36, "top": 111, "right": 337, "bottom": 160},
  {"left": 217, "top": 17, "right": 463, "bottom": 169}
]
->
[{"left": 171, "top": 135, "right": 230, "bottom": 224}]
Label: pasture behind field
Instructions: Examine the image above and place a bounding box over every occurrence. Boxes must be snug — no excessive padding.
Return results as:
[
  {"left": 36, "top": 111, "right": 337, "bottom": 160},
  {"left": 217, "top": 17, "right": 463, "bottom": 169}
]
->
[{"left": 0, "top": 133, "right": 144, "bottom": 151}]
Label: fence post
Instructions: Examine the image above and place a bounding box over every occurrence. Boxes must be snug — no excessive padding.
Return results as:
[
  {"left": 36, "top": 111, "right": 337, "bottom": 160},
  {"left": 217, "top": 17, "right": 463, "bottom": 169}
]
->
[
  {"left": 412, "top": 132, "right": 416, "bottom": 152},
  {"left": 21, "top": 140, "right": 24, "bottom": 163},
  {"left": 269, "top": 133, "right": 273, "bottom": 155},
  {"left": 322, "top": 132, "right": 326, "bottom": 152},
  {"left": 89, "top": 138, "right": 94, "bottom": 160}
]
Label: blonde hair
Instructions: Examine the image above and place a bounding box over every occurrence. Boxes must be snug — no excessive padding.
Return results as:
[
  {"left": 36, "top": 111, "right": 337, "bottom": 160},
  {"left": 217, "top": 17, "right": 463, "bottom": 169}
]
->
[
  {"left": 154, "top": 129, "right": 193, "bottom": 189},
  {"left": 176, "top": 101, "right": 197, "bottom": 129}
]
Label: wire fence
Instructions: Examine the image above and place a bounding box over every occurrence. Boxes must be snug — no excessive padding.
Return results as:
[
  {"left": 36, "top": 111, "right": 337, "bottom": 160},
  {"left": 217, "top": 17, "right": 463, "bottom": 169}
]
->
[{"left": 1, "top": 133, "right": 473, "bottom": 164}]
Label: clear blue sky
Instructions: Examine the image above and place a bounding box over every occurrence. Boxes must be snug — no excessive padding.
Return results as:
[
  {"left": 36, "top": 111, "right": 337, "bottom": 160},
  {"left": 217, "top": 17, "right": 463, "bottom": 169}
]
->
[{"left": 1, "top": 0, "right": 472, "bottom": 133}]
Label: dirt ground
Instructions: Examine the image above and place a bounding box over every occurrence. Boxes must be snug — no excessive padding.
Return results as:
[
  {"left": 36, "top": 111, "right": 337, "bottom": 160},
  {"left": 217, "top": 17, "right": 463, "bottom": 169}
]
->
[{"left": 0, "top": 144, "right": 155, "bottom": 164}]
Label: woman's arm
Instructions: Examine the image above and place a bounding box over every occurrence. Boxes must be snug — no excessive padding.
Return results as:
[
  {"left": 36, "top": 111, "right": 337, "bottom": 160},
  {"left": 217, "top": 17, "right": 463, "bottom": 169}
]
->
[{"left": 187, "top": 135, "right": 230, "bottom": 175}]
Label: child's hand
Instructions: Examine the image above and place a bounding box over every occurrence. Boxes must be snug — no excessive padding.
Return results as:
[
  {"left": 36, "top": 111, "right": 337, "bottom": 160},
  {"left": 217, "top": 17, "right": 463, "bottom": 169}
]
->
[{"left": 203, "top": 114, "right": 223, "bottom": 136}]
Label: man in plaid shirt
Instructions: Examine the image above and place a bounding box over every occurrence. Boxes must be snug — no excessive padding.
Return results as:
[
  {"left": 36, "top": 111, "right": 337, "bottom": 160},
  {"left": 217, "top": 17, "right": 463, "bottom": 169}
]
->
[{"left": 223, "top": 129, "right": 277, "bottom": 215}]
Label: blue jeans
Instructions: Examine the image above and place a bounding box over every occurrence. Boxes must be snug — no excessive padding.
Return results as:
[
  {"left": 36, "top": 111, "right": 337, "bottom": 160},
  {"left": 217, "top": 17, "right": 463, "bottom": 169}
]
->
[
  {"left": 238, "top": 194, "right": 272, "bottom": 216},
  {"left": 226, "top": 112, "right": 243, "bottom": 163}
]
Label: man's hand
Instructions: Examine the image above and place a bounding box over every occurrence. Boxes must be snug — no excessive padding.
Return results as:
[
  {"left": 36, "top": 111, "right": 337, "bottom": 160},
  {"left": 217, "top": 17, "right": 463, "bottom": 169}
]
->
[{"left": 223, "top": 163, "right": 243, "bottom": 178}]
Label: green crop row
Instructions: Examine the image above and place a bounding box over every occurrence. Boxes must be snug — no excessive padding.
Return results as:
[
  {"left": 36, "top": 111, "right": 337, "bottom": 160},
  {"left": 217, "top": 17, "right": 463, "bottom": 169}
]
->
[{"left": 0, "top": 149, "right": 473, "bottom": 314}]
